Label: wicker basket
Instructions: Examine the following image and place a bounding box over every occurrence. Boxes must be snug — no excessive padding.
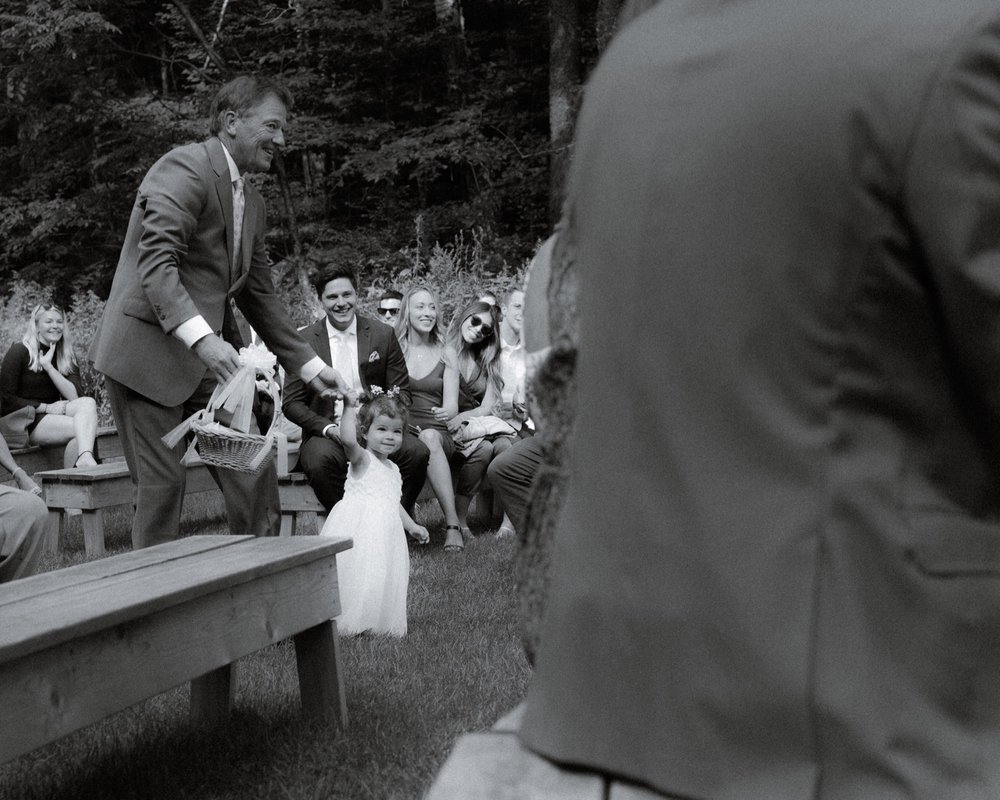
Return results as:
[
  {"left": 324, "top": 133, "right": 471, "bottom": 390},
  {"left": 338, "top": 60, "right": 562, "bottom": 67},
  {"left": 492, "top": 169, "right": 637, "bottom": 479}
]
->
[
  {"left": 190, "top": 369, "right": 285, "bottom": 475},
  {"left": 191, "top": 420, "right": 277, "bottom": 475}
]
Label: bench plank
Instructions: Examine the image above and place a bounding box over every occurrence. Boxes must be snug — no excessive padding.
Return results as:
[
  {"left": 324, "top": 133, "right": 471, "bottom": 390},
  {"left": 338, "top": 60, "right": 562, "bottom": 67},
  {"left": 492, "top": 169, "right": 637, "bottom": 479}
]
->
[
  {"left": 0, "top": 535, "right": 247, "bottom": 607},
  {"left": 427, "top": 733, "right": 606, "bottom": 800},
  {"left": 38, "top": 464, "right": 322, "bottom": 556},
  {"left": 1, "top": 535, "right": 352, "bottom": 663},
  {"left": 428, "top": 703, "right": 686, "bottom": 800},
  {"left": 0, "top": 535, "right": 349, "bottom": 763}
]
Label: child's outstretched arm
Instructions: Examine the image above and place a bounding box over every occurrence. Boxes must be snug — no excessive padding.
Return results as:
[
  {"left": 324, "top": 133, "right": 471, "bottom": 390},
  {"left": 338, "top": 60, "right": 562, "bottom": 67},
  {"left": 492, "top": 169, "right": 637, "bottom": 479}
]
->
[
  {"left": 340, "top": 391, "right": 368, "bottom": 469},
  {"left": 399, "top": 505, "right": 430, "bottom": 544}
]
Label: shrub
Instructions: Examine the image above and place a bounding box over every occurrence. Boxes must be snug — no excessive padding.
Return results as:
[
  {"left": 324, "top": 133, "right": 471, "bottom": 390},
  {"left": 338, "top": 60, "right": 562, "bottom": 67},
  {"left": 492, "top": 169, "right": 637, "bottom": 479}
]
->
[{"left": 366, "top": 225, "right": 526, "bottom": 325}]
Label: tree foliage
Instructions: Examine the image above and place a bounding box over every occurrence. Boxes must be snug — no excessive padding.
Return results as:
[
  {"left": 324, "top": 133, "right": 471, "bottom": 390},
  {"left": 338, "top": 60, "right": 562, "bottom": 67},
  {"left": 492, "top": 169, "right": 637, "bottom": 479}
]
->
[{"left": 0, "top": 0, "right": 567, "bottom": 302}]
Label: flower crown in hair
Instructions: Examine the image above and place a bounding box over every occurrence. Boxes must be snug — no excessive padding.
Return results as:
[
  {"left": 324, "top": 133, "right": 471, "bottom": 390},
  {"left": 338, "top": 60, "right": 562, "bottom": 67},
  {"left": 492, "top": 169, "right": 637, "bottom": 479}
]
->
[{"left": 368, "top": 385, "right": 401, "bottom": 399}]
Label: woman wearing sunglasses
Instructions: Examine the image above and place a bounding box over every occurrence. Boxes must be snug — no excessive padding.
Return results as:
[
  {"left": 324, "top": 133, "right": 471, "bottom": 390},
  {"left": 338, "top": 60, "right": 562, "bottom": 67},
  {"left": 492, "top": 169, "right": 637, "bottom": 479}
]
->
[
  {"left": 441, "top": 301, "right": 506, "bottom": 536},
  {"left": 395, "top": 288, "right": 492, "bottom": 553},
  {"left": 0, "top": 303, "right": 100, "bottom": 468}
]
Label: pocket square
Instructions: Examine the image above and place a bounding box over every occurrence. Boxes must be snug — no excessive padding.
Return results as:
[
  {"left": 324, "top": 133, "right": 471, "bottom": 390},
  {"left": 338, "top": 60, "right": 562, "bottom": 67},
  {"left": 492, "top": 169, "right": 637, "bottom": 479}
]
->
[{"left": 368, "top": 351, "right": 380, "bottom": 363}]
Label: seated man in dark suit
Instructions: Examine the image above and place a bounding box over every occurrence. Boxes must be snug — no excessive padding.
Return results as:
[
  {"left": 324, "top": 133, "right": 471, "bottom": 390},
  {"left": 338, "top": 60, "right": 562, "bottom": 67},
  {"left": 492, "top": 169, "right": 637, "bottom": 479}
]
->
[{"left": 283, "top": 266, "right": 429, "bottom": 512}]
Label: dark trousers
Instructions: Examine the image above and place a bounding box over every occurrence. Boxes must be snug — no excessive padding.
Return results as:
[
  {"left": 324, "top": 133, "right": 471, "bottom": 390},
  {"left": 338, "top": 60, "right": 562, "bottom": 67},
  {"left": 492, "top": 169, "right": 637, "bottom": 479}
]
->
[
  {"left": 106, "top": 374, "right": 282, "bottom": 549},
  {"left": 298, "top": 431, "right": 429, "bottom": 513},
  {"left": 486, "top": 435, "right": 546, "bottom": 533}
]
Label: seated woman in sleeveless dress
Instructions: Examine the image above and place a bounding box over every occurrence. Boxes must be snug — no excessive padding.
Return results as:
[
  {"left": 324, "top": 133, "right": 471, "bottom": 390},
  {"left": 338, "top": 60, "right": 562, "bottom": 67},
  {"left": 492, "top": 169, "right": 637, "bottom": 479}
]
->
[
  {"left": 394, "top": 287, "right": 491, "bottom": 553},
  {"left": 444, "top": 300, "right": 505, "bottom": 529},
  {"left": 0, "top": 303, "right": 99, "bottom": 469}
]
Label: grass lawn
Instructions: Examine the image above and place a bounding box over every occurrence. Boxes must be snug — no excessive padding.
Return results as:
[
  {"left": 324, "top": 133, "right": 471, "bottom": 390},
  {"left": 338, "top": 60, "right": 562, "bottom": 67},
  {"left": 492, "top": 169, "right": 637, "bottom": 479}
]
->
[{"left": 0, "top": 502, "right": 531, "bottom": 800}]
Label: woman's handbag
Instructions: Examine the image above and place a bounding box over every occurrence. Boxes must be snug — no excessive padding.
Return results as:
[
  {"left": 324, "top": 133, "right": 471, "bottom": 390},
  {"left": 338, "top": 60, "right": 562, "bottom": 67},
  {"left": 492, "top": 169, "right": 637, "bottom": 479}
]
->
[
  {"left": 0, "top": 406, "right": 35, "bottom": 449},
  {"left": 452, "top": 415, "right": 518, "bottom": 456},
  {"left": 452, "top": 415, "right": 518, "bottom": 443}
]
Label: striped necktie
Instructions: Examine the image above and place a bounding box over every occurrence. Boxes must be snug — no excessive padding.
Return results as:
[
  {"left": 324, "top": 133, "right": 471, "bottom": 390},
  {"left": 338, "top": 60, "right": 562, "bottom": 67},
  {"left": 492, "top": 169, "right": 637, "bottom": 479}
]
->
[{"left": 232, "top": 176, "right": 245, "bottom": 268}]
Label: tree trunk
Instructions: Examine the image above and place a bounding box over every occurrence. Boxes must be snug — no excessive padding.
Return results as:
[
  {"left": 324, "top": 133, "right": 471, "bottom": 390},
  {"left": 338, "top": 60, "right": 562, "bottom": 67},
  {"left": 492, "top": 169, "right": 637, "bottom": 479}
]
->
[
  {"left": 518, "top": 222, "right": 579, "bottom": 666},
  {"left": 271, "top": 153, "right": 310, "bottom": 298},
  {"left": 434, "top": 0, "right": 469, "bottom": 102},
  {"left": 548, "top": 0, "right": 580, "bottom": 222},
  {"left": 595, "top": 0, "right": 624, "bottom": 53},
  {"left": 169, "top": 0, "right": 228, "bottom": 74}
]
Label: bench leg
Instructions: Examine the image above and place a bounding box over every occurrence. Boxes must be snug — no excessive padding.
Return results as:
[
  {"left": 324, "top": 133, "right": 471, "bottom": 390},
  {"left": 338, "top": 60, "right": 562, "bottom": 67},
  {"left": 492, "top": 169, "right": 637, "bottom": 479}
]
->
[
  {"left": 279, "top": 512, "right": 295, "bottom": 537},
  {"left": 191, "top": 663, "right": 237, "bottom": 723},
  {"left": 44, "top": 510, "right": 63, "bottom": 554},
  {"left": 294, "top": 619, "right": 347, "bottom": 729},
  {"left": 80, "top": 510, "right": 106, "bottom": 558}
]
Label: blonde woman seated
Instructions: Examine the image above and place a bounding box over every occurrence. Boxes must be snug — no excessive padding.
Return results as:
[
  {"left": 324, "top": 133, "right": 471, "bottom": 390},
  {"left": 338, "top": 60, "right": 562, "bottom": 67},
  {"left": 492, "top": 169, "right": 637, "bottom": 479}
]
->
[
  {"left": 0, "top": 303, "right": 99, "bottom": 468},
  {"left": 394, "top": 287, "right": 492, "bottom": 553}
]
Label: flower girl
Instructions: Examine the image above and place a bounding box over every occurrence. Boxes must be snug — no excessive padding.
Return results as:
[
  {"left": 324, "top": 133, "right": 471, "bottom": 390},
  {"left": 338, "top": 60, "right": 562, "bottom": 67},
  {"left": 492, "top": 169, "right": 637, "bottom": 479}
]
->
[{"left": 319, "top": 387, "right": 429, "bottom": 636}]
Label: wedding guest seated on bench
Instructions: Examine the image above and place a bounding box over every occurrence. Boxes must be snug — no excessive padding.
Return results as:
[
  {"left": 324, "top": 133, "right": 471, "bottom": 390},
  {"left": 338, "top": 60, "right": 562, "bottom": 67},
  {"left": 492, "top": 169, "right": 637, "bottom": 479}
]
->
[
  {"left": 0, "top": 302, "right": 99, "bottom": 469},
  {"left": 440, "top": 300, "right": 505, "bottom": 545},
  {"left": 282, "top": 266, "right": 429, "bottom": 516},
  {"left": 0, "top": 435, "right": 46, "bottom": 582},
  {"left": 394, "top": 286, "right": 491, "bottom": 553}
]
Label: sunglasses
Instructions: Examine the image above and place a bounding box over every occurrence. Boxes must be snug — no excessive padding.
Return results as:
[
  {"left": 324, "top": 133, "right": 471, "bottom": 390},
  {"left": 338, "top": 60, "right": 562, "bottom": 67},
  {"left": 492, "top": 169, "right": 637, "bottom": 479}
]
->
[
  {"left": 468, "top": 315, "right": 494, "bottom": 335},
  {"left": 378, "top": 307, "right": 400, "bottom": 317}
]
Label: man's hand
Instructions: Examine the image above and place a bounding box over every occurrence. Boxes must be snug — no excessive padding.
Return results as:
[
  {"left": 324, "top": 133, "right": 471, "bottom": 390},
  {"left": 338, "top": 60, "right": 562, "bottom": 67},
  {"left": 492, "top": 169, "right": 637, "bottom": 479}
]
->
[
  {"left": 309, "top": 366, "right": 350, "bottom": 399},
  {"left": 193, "top": 333, "right": 241, "bottom": 383}
]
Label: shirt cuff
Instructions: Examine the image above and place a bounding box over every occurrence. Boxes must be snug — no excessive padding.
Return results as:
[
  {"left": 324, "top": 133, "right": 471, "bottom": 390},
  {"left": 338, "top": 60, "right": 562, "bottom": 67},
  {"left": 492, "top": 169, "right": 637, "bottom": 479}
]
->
[
  {"left": 174, "top": 316, "right": 214, "bottom": 348},
  {"left": 299, "top": 356, "right": 325, "bottom": 384}
]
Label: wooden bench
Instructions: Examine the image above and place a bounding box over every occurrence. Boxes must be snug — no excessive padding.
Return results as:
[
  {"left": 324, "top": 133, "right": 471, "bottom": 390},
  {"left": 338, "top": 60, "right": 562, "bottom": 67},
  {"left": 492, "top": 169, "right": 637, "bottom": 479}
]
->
[
  {"left": 0, "top": 534, "right": 351, "bottom": 764},
  {"left": 38, "top": 460, "right": 324, "bottom": 558},
  {"left": 0, "top": 426, "right": 122, "bottom": 484},
  {"left": 427, "top": 704, "right": 677, "bottom": 799}
]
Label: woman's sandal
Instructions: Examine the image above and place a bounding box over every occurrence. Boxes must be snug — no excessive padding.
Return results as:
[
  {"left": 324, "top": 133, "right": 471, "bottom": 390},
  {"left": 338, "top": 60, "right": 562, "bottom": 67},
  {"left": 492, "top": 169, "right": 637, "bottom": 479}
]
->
[
  {"left": 74, "top": 450, "right": 98, "bottom": 468},
  {"left": 444, "top": 524, "right": 465, "bottom": 553}
]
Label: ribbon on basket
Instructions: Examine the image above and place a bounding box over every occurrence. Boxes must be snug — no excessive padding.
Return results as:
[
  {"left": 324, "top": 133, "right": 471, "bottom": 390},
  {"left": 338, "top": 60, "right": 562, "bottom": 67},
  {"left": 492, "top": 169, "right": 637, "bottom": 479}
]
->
[{"left": 161, "top": 343, "right": 287, "bottom": 474}]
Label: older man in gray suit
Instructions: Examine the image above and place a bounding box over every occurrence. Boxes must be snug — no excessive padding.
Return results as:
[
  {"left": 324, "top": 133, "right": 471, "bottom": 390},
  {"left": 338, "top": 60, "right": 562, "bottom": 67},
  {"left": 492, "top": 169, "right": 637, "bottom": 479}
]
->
[
  {"left": 91, "top": 75, "right": 345, "bottom": 549},
  {"left": 521, "top": 1, "right": 1000, "bottom": 798}
]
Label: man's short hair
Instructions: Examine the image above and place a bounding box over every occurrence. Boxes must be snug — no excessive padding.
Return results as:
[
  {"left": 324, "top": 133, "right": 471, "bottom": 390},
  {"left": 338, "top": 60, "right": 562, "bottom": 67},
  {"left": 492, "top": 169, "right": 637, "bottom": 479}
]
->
[
  {"left": 312, "top": 265, "right": 359, "bottom": 296},
  {"left": 502, "top": 287, "right": 525, "bottom": 307},
  {"left": 379, "top": 289, "right": 403, "bottom": 304},
  {"left": 209, "top": 75, "right": 294, "bottom": 136}
]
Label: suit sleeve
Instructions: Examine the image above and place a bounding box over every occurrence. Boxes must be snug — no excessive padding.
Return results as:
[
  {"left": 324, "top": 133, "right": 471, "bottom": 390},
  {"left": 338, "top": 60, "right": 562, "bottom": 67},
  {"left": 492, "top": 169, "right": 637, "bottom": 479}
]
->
[
  {"left": 382, "top": 326, "right": 412, "bottom": 406},
  {"left": 281, "top": 368, "right": 335, "bottom": 438},
  {"left": 234, "top": 193, "right": 315, "bottom": 376},
  {"left": 905, "top": 18, "right": 1000, "bottom": 428},
  {"left": 135, "top": 150, "right": 210, "bottom": 333}
]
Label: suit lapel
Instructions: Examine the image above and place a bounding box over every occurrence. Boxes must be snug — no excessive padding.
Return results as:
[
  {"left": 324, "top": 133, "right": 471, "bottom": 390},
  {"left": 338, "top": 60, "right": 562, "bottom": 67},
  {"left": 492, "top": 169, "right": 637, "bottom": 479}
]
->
[
  {"left": 356, "top": 316, "right": 373, "bottom": 388},
  {"left": 209, "top": 139, "right": 236, "bottom": 275},
  {"left": 312, "top": 319, "right": 332, "bottom": 364}
]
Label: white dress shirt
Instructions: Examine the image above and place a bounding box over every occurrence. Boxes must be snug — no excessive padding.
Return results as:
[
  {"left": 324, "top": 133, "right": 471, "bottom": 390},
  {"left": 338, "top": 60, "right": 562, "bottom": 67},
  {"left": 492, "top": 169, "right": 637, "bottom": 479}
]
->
[{"left": 321, "top": 316, "right": 362, "bottom": 438}]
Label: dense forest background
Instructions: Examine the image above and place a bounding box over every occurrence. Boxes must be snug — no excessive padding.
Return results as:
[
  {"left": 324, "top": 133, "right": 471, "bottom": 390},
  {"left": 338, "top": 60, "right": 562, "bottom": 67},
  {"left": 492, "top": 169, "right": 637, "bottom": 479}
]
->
[{"left": 0, "top": 0, "right": 629, "bottom": 307}]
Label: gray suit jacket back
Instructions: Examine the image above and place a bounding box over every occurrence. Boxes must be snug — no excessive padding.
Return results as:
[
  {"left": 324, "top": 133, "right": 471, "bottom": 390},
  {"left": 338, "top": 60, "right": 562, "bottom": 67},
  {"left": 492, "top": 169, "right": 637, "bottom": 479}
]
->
[{"left": 521, "top": 2, "right": 1000, "bottom": 798}]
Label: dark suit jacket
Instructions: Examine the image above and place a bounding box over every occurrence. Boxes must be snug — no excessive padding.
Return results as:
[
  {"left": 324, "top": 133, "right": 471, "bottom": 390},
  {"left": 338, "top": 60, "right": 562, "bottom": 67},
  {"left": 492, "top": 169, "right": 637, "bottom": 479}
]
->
[
  {"left": 282, "top": 315, "right": 410, "bottom": 439},
  {"left": 90, "top": 137, "right": 314, "bottom": 405},
  {"left": 521, "top": 2, "right": 1000, "bottom": 798}
]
